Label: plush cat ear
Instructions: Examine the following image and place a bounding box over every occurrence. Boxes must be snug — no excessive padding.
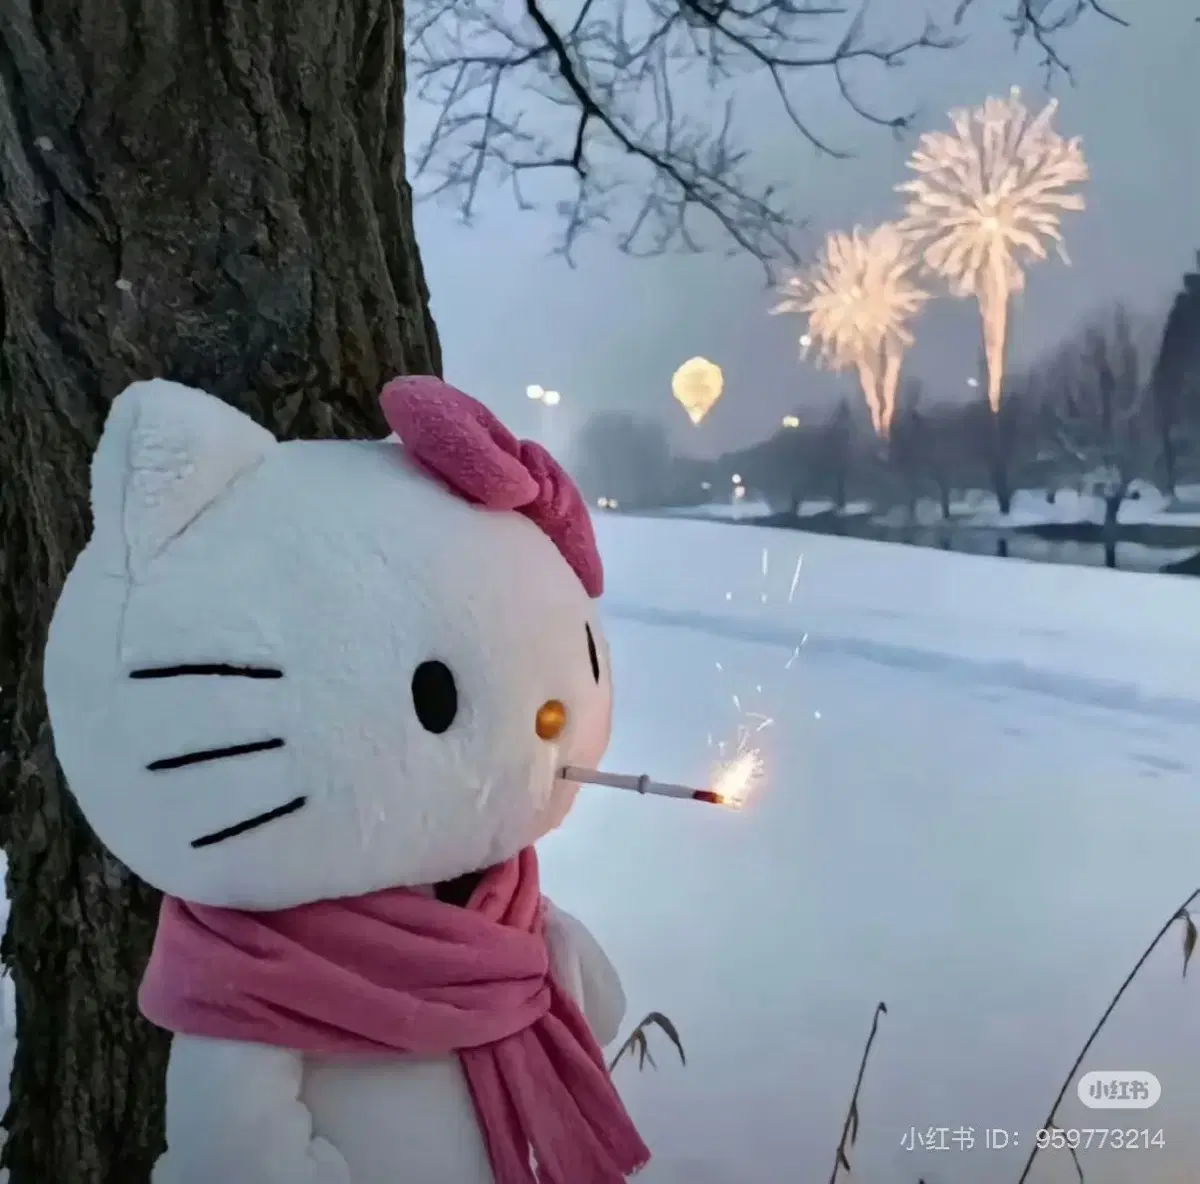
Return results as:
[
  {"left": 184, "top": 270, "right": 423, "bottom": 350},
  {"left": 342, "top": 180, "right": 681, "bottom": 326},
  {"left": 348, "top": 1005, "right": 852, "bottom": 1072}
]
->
[{"left": 89, "top": 379, "right": 277, "bottom": 574}]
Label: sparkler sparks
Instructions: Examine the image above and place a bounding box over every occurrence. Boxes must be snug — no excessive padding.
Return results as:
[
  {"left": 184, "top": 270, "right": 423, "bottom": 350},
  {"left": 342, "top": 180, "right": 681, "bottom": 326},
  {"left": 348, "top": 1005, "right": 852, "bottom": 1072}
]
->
[
  {"left": 704, "top": 542, "right": 811, "bottom": 807},
  {"left": 897, "top": 88, "right": 1088, "bottom": 415},
  {"left": 710, "top": 743, "right": 764, "bottom": 811},
  {"left": 707, "top": 672, "right": 773, "bottom": 810},
  {"left": 787, "top": 554, "right": 804, "bottom": 604},
  {"left": 772, "top": 224, "right": 929, "bottom": 437}
]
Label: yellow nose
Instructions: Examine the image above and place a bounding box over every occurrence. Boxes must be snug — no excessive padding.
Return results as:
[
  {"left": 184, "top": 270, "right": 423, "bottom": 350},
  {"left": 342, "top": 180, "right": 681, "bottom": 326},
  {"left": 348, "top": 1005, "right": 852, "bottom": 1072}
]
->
[{"left": 535, "top": 699, "right": 567, "bottom": 741}]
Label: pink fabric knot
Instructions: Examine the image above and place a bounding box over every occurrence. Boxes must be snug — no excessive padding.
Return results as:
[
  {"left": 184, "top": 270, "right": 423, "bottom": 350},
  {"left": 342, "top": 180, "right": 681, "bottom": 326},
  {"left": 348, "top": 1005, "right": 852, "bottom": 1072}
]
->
[{"left": 380, "top": 376, "right": 603, "bottom": 598}]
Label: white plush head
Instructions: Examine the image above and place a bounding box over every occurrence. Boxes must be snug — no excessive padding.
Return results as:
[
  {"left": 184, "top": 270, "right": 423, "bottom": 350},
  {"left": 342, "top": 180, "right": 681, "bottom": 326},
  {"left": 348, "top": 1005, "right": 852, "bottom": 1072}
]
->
[{"left": 44, "top": 378, "right": 612, "bottom": 909}]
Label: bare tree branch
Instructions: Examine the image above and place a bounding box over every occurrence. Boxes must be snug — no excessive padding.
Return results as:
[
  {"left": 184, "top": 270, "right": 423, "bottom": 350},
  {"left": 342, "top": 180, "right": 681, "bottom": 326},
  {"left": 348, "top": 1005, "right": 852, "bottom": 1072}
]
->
[
  {"left": 407, "top": 0, "right": 961, "bottom": 274},
  {"left": 953, "top": 0, "right": 1130, "bottom": 84},
  {"left": 1042, "top": 305, "right": 1150, "bottom": 518}
]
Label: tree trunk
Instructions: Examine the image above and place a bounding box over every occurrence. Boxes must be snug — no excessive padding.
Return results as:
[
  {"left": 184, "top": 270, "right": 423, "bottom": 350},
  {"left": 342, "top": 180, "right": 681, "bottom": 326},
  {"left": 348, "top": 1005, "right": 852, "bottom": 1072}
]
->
[
  {"left": 936, "top": 481, "right": 951, "bottom": 521},
  {"left": 992, "top": 469, "right": 1012, "bottom": 516},
  {"left": 984, "top": 403, "right": 1013, "bottom": 516},
  {"left": 0, "top": 2, "right": 440, "bottom": 1180},
  {"left": 1103, "top": 492, "right": 1123, "bottom": 569},
  {"left": 833, "top": 466, "right": 847, "bottom": 513},
  {"left": 1160, "top": 423, "right": 1177, "bottom": 496},
  {"left": 990, "top": 449, "right": 1012, "bottom": 515}
]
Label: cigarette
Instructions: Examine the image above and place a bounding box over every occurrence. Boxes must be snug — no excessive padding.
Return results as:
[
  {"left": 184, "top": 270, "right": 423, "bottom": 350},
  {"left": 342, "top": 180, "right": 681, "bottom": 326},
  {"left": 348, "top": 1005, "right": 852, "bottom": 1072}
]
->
[{"left": 559, "top": 765, "right": 727, "bottom": 806}]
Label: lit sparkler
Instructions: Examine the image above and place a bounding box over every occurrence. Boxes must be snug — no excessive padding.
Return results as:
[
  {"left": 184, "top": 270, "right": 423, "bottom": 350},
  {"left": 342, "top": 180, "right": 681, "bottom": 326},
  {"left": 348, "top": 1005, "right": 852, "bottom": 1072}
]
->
[
  {"left": 560, "top": 765, "right": 746, "bottom": 808},
  {"left": 896, "top": 88, "right": 1088, "bottom": 415},
  {"left": 560, "top": 722, "right": 767, "bottom": 812},
  {"left": 561, "top": 674, "right": 773, "bottom": 813},
  {"left": 772, "top": 223, "right": 929, "bottom": 437},
  {"left": 594, "top": 543, "right": 803, "bottom": 816}
]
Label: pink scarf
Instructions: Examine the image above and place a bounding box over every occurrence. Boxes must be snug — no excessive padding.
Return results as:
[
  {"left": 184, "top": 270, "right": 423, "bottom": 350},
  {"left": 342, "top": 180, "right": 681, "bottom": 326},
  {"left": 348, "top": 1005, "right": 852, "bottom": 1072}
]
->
[{"left": 139, "top": 848, "right": 649, "bottom": 1183}]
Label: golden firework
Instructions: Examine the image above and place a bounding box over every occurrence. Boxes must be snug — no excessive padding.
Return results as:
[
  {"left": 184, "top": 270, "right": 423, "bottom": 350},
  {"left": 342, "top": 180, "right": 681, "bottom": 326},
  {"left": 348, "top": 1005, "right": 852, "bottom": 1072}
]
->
[
  {"left": 897, "top": 87, "right": 1088, "bottom": 414},
  {"left": 671, "top": 356, "right": 724, "bottom": 425},
  {"left": 772, "top": 223, "right": 928, "bottom": 437}
]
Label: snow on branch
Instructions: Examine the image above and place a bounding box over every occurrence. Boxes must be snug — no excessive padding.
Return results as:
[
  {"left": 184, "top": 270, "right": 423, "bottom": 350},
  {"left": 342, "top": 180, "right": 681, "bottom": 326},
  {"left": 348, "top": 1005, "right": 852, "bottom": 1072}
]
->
[{"left": 406, "top": 0, "right": 958, "bottom": 271}]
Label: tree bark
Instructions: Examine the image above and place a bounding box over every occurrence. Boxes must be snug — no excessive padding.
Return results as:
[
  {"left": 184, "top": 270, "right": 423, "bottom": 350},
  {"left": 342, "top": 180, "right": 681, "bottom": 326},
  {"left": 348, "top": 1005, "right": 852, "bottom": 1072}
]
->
[
  {"left": 1159, "top": 423, "right": 1177, "bottom": 496},
  {"left": 936, "top": 480, "right": 950, "bottom": 521},
  {"left": 1102, "top": 490, "right": 1124, "bottom": 570},
  {"left": 0, "top": 2, "right": 440, "bottom": 1179},
  {"left": 980, "top": 400, "right": 1013, "bottom": 517}
]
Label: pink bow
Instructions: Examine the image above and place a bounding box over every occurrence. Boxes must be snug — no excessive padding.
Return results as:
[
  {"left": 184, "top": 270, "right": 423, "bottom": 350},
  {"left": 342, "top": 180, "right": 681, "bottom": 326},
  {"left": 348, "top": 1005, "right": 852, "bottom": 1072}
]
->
[{"left": 380, "top": 376, "right": 604, "bottom": 598}]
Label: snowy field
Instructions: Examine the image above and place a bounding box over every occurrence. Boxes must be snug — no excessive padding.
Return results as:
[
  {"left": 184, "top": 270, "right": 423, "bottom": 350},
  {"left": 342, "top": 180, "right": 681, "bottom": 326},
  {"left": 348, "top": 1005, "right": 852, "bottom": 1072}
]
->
[
  {"left": 543, "top": 515, "right": 1200, "bottom": 1184},
  {"left": 5, "top": 515, "right": 1200, "bottom": 1182}
]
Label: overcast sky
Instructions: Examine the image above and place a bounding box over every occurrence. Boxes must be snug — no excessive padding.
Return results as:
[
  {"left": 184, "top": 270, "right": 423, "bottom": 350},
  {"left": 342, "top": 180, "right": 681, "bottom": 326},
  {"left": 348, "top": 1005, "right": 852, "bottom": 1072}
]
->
[{"left": 408, "top": 0, "right": 1197, "bottom": 457}]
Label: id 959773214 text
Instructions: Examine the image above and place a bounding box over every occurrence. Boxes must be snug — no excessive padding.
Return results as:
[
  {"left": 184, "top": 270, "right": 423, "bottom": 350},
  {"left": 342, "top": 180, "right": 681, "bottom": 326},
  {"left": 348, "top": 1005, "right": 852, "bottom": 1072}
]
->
[{"left": 899, "top": 1126, "right": 1166, "bottom": 1152}]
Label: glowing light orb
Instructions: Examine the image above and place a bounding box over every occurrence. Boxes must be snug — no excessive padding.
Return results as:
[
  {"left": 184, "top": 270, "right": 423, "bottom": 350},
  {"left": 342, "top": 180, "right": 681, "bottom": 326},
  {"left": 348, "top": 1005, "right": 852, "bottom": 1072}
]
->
[{"left": 671, "top": 357, "right": 724, "bottom": 425}]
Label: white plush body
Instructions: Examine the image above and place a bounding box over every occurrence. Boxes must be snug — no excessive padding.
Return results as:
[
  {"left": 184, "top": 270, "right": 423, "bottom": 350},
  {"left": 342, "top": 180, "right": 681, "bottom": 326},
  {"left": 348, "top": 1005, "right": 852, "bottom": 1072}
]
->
[
  {"left": 44, "top": 380, "right": 628, "bottom": 1184},
  {"left": 156, "top": 900, "right": 624, "bottom": 1184}
]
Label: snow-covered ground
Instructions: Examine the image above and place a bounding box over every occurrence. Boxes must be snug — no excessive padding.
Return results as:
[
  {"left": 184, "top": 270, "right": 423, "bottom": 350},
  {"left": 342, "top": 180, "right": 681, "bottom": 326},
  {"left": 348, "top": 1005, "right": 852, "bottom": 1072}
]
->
[
  {"left": 957, "top": 482, "right": 1200, "bottom": 529},
  {"left": 542, "top": 514, "right": 1200, "bottom": 1183},
  {"left": 6, "top": 516, "right": 1200, "bottom": 1182}
]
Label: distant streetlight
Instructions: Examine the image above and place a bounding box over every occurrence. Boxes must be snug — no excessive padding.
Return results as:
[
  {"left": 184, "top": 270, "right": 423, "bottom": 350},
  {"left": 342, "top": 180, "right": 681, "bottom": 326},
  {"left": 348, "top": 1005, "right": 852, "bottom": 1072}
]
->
[
  {"left": 526, "top": 384, "right": 561, "bottom": 406},
  {"left": 700, "top": 481, "right": 712, "bottom": 491},
  {"left": 799, "top": 334, "right": 812, "bottom": 348},
  {"left": 527, "top": 383, "right": 565, "bottom": 456},
  {"left": 781, "top": 414, "right": 800, "bottom": 428},
  {"left": 966, "top": 377, "right": 979, "bottom": 388},
  {"left": 731, "top": 473, "right": 742, "bottom": 484}
]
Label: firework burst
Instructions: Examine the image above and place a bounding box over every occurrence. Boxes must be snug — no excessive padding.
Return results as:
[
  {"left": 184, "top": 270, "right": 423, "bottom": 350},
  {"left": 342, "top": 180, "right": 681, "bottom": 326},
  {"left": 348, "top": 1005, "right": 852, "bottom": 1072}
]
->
[
  {"left": 772, "top": 223, "right": 928, "bottom": 437},
  {"left": 897, "top": 87, "right": 1088, "bottom": 414}
]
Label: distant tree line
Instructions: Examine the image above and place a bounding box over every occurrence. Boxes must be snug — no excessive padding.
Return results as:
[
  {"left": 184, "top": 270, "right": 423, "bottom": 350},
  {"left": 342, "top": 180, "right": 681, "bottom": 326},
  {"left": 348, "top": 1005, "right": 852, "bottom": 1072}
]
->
[{"left": 572, "top": 256, "right": 1200, "bottom": 522}]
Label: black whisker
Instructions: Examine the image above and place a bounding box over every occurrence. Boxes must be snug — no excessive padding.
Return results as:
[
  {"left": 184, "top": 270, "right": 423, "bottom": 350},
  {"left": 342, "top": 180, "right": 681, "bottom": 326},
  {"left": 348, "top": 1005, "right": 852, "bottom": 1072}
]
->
[
  {"left": 130, "top": 664, "right": 283, "bottom": 679},
  {"left": 191, "top": 796, "right": 308, "bottom": 849},
  {"left": 147, "top": 738, "right": 285, "bottom": 771}
]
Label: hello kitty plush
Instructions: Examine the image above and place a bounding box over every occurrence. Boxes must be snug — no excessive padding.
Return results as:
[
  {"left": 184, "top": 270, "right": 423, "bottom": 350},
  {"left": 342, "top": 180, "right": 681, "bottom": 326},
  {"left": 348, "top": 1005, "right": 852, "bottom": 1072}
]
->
[{"left": 43, "top": 376, "right": 650, "bottom": 1184}]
